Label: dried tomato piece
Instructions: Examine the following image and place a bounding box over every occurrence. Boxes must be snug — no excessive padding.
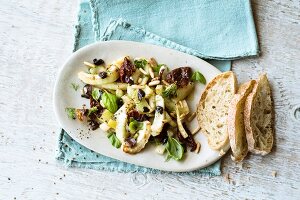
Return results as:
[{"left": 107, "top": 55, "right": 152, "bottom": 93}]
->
[
  {"left": 119, "top": 57, "right": 135, "bottom": 84},
  {"left": 177, "top": 123, "right": 197, "bottom": 151},
  {"left": 165, "top": 67, "right": 192, "bottom": 88},
  {"left": 128, "top": 110, "right": 148, "bottom": 122}
]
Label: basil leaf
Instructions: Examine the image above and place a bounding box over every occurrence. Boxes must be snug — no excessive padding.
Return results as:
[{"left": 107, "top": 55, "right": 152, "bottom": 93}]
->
[
  {"left": 165, "top": 154, "right": 172, "bottom": 162},
  {"left": 70, "top": 83, "right": 79, "bottom": 91},
  {"left": 134, "top": 59, "right": 147, "bottom": 69},
  {"left": 101, "top": 92, "right": 118, "bottom": 113},
  {"left": 65, "top": 107, "right": 76, "bottom": 119},
  {"left": 165, "top": 137, "right": 184, "bottom": 161},
  {"left": 107, "top": 132, "right": 121, "bottom": 148},
  {"left": 191, "top": 71, "right": 206, "bottom": 84},
  {"left": 162, "top": 83, "right": 177, "bottom": 98},
  {"left": 92, "top": 88, "right": 101, "bottom": 101},
  {"left": 88, "top": 106, "right": 98, "bottom": 116}
]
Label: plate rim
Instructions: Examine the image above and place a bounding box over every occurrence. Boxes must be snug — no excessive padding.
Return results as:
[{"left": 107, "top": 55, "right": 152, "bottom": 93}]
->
[{"left": 53, "top": 40, "right": 227, "bottom": 172}]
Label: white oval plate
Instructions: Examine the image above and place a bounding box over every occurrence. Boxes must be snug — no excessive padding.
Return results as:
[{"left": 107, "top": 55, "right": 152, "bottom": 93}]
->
[{"left": 54, "top": 40, "right": 226, "bottom": 172}]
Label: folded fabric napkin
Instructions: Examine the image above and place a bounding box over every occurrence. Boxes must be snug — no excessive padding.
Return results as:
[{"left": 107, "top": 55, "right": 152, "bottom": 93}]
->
[{"left": 56, "top": 0, "right": 258, "bottom": 176}]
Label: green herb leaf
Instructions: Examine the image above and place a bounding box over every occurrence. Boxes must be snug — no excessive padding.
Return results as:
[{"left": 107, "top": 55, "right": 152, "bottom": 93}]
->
[
  {"left": 107, "top": 132, "right": 121, "bottom": 148},
  {"left": 165, "top": 154, "right": 172, "bottom": 162},
  {"left": 92, "top": 88, "right": 101, "bottom": 101},
  {"left": 191, "top": 71, "right": 206, "bottom": 84},
  {"left": 70, "top": 83, "right": 79, "bottom": 91},
  {"left": 134, "top": 59, "right": 148, "bottom": 69},
  {"left": 128, "top": 120, "right": 143, "bottom": 134},
  {"left": 65, "top": 107, "right": 76, "bottom": 119},
  {"left": 165, "top": 136, "right": 184, "bottom": 161},
  {"left": 101, "top": 92, "right": 119, "bottom": 113},
  {"left": 162, "top": 83, "right": 177, "bottom": 98},
  {"left": 88, "top": 106, "right": 98, "bottom": 116}
]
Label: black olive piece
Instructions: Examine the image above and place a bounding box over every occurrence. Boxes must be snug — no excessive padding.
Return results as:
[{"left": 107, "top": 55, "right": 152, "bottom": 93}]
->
[
  {"left": 93, "top": 58, "right": 105, "bottom": 66},
  {"left": 98, "top": 71, "right": 107, "bottom": 79},
  {"left": 143, "top": 107, "right": 149, "bottom": 112},
  {"left": 125, "top": 76, "right": 134, "bottom": 85},
  {"left": 156, "top": 106, "right": 164, "bottom": 114},
  {"left": 162, "top": 137, "right": 168, "bottom": 144},
  {"left": 82, "top": 84, "right": 93, "bottom": 98},
  {"left": 137, "top": 89, "right": 145, "bottom": 101},
  {"left": 117, "top": 98, "right": 123, "bottom": 108}
]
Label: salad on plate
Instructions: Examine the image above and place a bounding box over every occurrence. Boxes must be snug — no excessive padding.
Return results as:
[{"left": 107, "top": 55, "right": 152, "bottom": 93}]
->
[{"left": 66, "top": 56, "right": 206, "bottom": 161}]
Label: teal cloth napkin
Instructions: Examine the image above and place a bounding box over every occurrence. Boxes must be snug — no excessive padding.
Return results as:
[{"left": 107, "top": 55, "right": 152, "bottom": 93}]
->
[
  {"left": 56, "top": 0, "right": 259, "bottom": 176},
  {"left": 90, "top": 0, "right": 259, "bottom": 60}
]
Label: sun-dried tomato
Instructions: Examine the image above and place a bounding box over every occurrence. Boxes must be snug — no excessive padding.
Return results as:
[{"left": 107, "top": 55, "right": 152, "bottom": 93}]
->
[
  {"left": 128, "top": 110, "right": 148, "bottom": 122},
  {"left": 177, "top": 123, "right": 197, "bottom": 151},
  {"left": 165, "top": 67, "right": 192, "bottom": 88},
  {"left": 119, "top": 57, "right": 135, "bottom": 84}
]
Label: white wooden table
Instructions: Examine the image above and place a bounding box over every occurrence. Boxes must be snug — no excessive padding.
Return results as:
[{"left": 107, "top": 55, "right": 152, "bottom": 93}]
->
[{"left": 0, "top": 0, "right": 299, "bottom": 199}]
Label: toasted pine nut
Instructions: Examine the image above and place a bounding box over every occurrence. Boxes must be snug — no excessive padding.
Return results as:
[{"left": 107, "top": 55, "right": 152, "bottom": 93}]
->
[
  {"left": 149, "top": 58, "right": 158, "bottom": 67},
  {"left": 179, "top": 100, "right": 183, "bottom": 108},
  {"left": 187, "top": 112, "right": 196, "bottom": 122},
  {"left": 158, "top": 66, "right": 166, "bottom": 79},
  {"left": 138, "top": 78, "right": 142, "bottom": 84},
  {"left": 192, "top": 126, "right": 200, "bottom": 135},
  {"left": 162, "top": 80, "right": 170, "bottom": 85},
  {"left": 131, "top": 85, "right": 145, "bottom": 89},
  {"left": 148, "top": 80, "right": 160, "bottom": 86},
  {"left": 151, "top": 77, "right": 159, "bottom": 81},
  {"left": 194, "top": 142, "right": 201, "bottom": 153},
  {"left": 139, "top": 68, "right": 148, "bottom": 75},
  {"left": 149, "top": 66, "right": 155, "bottom": 78},
  {"left": 141, "top": 76, "right": 149, "bottom": 85},
  {"left": 83, "top": 61, "right": 96, "bottom": 68}
]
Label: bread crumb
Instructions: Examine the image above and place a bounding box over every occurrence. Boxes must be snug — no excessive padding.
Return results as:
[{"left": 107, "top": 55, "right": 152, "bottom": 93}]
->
[
  {"left": 219, "top": 149, "right": 225, "bottom": 156},
  {"left": 272, "top": 171, "right": 277, "bottom": 177}
]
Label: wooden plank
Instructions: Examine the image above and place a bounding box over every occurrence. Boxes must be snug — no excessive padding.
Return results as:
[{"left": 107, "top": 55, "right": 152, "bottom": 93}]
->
[{"left": 0, "top": 0, "right": 299, "bottom": 199}]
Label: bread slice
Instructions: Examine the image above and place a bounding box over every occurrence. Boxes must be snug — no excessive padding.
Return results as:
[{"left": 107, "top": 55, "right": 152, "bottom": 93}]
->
[
  {"left": 228, "top": 80, "right": 256, "bottom": 161},
  {"left": 244, "top": 74, "right": 274, "bottom": 155},
  {"left": 197, "top": 71, "right": 237, "bottom": 151}
]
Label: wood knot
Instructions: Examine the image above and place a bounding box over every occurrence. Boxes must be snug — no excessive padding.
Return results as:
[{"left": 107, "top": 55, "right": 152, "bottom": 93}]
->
[{"left": 130, "top": 173, "right": 147, "bottom": 187}]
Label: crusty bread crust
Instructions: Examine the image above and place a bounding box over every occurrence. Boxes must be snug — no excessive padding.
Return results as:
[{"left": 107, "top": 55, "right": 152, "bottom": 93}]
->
[
  {"left": 244, "top": 74, "right": 274, "bottom": 155},
  {"left": 228, "top": 80, "right": 255, "bottom": 161},
  {"left": 197, "top": 71, "right": 237, "bottom": 151}
]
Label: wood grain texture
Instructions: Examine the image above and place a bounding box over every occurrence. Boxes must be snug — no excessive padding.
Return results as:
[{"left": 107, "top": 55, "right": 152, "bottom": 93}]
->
[{"left": 0, "top": 0, "right": 299, "bottom": 199}]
